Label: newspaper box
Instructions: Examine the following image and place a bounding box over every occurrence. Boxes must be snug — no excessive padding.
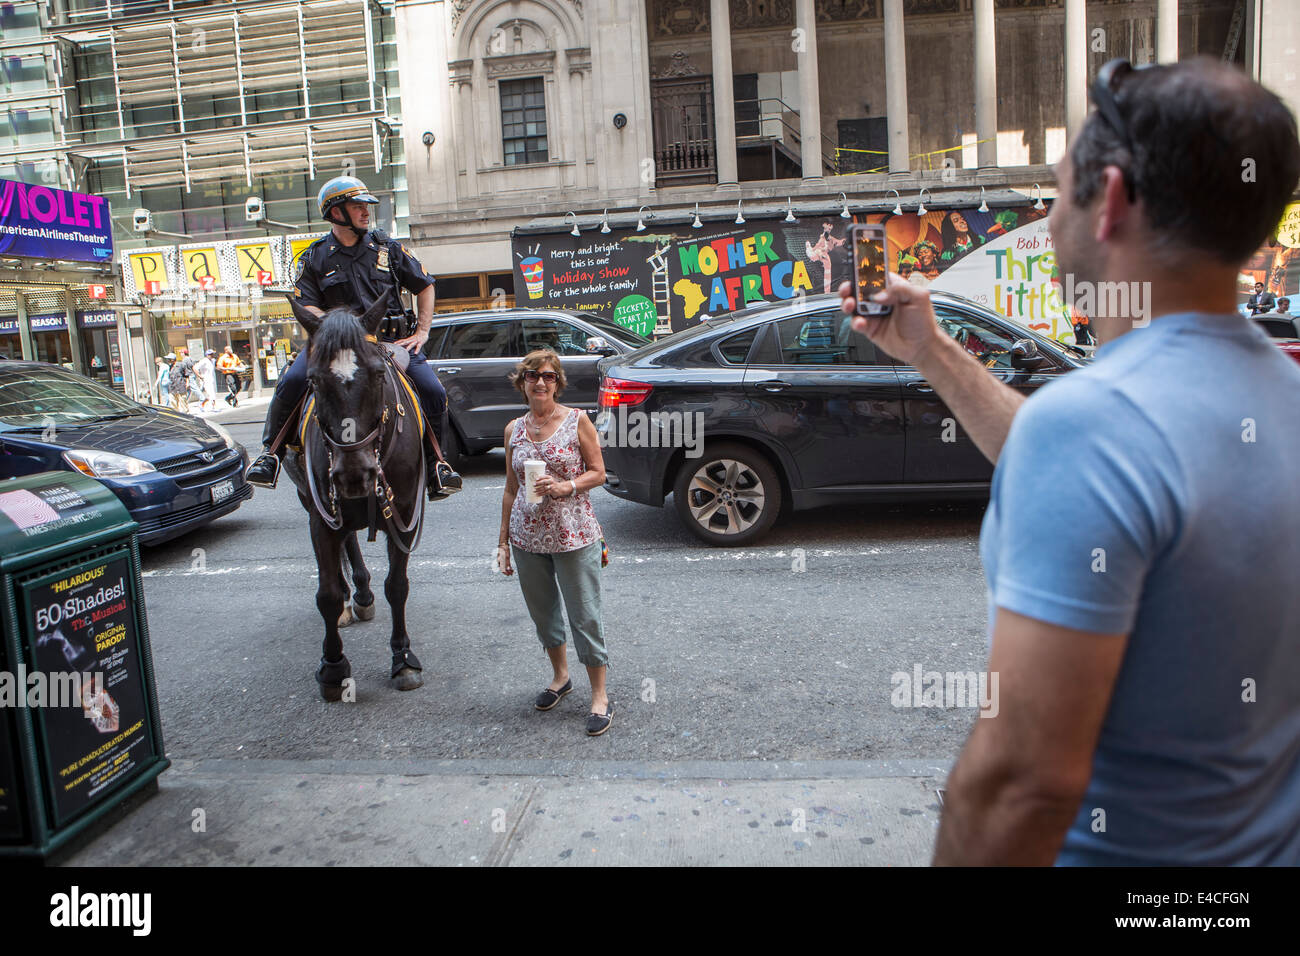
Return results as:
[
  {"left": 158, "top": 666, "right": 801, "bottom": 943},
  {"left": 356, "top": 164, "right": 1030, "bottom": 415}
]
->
[{"left": 0, "top": 472, "right": 168, "bottom": 859}]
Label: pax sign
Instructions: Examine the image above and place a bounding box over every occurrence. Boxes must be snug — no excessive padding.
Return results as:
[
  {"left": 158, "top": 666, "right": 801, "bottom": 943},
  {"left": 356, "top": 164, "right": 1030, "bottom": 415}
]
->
[{"left": 88, "top": 284, "right": 107, "bottom": 299}]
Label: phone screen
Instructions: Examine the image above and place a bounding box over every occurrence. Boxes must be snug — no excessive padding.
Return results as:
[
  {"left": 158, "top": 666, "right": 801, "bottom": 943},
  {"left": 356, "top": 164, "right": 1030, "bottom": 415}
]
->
[{"left": 852, "top": 225, "right": 889, "bottom": 315}]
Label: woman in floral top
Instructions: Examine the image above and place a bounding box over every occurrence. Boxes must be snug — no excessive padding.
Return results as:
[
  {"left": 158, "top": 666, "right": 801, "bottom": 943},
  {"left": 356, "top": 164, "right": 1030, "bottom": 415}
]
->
[{"left": 497, "top": 350, "right": 613, "bottom": 735}]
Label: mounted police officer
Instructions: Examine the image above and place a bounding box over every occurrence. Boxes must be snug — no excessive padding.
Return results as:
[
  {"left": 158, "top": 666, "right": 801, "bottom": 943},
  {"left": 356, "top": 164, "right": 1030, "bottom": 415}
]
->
[{"left": 245, "top": 175, "right": 461, "bottom": 499}]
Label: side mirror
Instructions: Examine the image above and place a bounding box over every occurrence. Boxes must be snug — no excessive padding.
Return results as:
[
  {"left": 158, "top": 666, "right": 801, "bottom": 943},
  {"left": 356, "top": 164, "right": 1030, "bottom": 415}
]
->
[
  {"left": 586, "top": 336, "right": 616, "bottom": 356},
  {"left": 1010, "top": 337, "right": 1046, "bottom": 367}
]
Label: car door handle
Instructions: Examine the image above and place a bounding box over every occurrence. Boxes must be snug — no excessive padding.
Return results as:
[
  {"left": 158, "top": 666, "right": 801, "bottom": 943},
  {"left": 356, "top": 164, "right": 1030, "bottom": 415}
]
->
[
  {"left": 760, "top": 380, "right": 792, "bottom": 392},
  {"left": 906, "top": 382, "right": 934, "bottom": 394},
  {"left": 436, "top": 366, "right": 461, "bottom": 374}
]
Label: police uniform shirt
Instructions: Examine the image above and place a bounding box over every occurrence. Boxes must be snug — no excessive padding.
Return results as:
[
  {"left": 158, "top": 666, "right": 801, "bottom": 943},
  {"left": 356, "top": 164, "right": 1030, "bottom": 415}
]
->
[{"left": 293, "top": 232, "right": 435, "bottom": 338}]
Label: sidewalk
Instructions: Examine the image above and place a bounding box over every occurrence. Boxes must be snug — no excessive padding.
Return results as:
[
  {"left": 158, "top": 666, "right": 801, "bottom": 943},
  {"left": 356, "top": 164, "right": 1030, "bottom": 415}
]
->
[
  {"left": 62, "top": 759, "right": 947, "bottom": 866},
  {"left": 155, "top": 395, "right": 270, "bottom": 428}
]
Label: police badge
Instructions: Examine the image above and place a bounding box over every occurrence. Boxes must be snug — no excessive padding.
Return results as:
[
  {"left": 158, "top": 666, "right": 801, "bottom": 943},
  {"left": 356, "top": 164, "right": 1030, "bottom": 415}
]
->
[{"left": 376, "top": 245, "right": 390, "bottom": 272}]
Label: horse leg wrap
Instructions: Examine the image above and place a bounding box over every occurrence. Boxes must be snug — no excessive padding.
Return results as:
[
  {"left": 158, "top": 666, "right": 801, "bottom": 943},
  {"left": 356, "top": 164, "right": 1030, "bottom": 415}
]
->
[
  {"left": 390, "top": 648, "right": 422, "bottom": 678},
  {"left": 317, "top": 655, "right": 353, "bottom": 687}
]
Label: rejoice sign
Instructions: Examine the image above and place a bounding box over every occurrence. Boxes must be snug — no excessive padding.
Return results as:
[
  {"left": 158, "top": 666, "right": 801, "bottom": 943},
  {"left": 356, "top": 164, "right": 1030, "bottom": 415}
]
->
[{"left": 0, "top": 179, "right": 114, "bottom": 263}]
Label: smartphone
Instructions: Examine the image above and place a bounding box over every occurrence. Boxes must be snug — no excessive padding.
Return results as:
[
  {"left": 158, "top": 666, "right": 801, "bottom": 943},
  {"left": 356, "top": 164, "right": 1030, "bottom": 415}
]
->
[{"left": 851, "top": 223, "right": 892, "bottom": 317}]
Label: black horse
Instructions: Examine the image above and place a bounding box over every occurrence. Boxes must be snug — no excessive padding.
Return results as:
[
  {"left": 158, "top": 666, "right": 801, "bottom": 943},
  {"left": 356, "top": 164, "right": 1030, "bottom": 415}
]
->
[{"left": 283, "top": 296, "right": 426, "bottom": 701}]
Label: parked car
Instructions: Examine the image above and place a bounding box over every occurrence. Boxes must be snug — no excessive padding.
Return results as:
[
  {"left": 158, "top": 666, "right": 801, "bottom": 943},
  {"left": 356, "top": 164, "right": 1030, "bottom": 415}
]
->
[
  {"left": 1252, "top": 314, "right": 1300, "bottom": 365},
  {"left": 421, "top": 307, "right": 651, "bottom": 463},
  {"left": 0, "top": 362, "right": 252, "bottom": 546},
  {"left": 596, "top": 292, "right": 1089, "bottom": 545}
]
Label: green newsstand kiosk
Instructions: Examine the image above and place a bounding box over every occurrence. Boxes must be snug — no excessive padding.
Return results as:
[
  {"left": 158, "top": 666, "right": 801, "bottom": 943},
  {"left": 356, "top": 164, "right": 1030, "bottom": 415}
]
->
[{"left": 0, "top": 471, "right": 168, "bottom": 860}]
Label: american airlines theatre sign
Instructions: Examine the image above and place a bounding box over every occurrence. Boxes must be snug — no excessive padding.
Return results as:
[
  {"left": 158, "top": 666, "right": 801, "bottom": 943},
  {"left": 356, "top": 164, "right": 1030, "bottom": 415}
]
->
[{"left": 0, "top": 180, "right": 113, "bottom": 264}]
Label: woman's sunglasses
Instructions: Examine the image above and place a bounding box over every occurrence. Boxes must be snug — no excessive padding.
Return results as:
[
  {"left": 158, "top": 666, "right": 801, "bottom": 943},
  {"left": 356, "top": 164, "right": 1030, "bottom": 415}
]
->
[{"left": 523, "top": 370, "right": 558, "bottom": 383}]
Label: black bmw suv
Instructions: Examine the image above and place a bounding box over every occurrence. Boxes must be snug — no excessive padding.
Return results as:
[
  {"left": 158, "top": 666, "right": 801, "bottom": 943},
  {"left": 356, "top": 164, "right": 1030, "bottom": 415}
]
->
[{"left": 596, "top": 292, "right": 1087, "bottom": 545}]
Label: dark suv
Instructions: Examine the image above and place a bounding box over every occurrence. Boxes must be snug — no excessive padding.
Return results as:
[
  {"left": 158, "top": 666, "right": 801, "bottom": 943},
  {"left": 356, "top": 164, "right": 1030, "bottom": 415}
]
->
[
  {"left": 596, "top": 292, "right": 1088, "bottom": 545},
  {"left": 421, "top": 308, "right": 649, "bottom": 462}
]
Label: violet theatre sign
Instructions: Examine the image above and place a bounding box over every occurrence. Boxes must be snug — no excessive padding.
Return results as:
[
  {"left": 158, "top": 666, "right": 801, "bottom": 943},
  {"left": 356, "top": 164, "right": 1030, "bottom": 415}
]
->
[{"left": 0, "top": 180, "right": 113, "bottom": 264}]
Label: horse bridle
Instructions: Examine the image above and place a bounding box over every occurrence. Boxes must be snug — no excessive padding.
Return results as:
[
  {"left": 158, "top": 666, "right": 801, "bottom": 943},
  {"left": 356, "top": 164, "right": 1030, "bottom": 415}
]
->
[{"left": 302, "top": 350, "right": 426, "bottom": 554}]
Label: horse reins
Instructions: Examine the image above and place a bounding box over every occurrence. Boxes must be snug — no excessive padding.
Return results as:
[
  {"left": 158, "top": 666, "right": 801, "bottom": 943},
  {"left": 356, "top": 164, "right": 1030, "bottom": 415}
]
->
[{"left": 302, "top": 347, "right": 426, "bottom": 554}]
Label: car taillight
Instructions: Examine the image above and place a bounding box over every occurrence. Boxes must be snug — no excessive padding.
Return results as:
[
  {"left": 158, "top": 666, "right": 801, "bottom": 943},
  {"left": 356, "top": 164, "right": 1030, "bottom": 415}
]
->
[{"left": 599, "top": 377, "right": 653, "bottom": 408}]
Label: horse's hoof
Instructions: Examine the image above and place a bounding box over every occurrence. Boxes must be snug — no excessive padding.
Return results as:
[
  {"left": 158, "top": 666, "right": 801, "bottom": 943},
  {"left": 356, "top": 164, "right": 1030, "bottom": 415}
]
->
[
  {"left": 353, "top": 600, "right": 376, "bottom": 621},
  {"left": 337, "top": 604, "right": 353, "bottom": 628},
  {"left": 391, "top": 666, "right": 423, "bottom": 691},
  {"left": 319, "top": 681, "right": 345, "bottom": 703}
]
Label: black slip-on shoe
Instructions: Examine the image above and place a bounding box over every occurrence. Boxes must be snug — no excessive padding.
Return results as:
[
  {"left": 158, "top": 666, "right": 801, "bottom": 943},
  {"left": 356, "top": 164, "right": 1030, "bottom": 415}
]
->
[
  {"left": 535, "top": 678, "right": 573, "bottom": 711},
  {"left": 585, "top": 700, "right": 614, "bottom": 736}
]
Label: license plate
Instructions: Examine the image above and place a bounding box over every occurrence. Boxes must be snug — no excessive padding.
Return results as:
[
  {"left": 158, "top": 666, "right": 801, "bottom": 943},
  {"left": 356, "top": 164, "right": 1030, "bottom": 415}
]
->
[{"left": 211, "top": 479, "right": 235, "bottom": 504}]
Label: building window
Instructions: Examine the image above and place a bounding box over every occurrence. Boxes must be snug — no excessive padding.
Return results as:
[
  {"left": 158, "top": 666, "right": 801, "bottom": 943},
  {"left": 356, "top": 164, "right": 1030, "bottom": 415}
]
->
[{"left": 500, "top": 77, "right": 548, "bottom": 165}]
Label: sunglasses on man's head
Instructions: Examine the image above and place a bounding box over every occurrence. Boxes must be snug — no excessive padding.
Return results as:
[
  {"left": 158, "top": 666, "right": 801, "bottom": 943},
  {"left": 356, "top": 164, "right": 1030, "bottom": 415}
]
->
[
  {"left": 1089, "top": 58, "right": 1151, "bottom": 203},
  {"left": 523, "top": 369, "right": 558, "bottom": 383}
]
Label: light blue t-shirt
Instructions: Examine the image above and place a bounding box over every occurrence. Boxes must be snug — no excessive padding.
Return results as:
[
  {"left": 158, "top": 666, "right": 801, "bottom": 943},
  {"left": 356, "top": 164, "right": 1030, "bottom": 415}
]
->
[{"left": 979, "top": 312, "right": 1300, "bottom": 865}]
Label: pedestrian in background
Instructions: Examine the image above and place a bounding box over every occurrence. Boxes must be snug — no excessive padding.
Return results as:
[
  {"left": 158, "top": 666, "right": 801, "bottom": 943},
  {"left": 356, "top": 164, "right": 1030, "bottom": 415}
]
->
[
  {"left": 496, "top": 349, "right": 613, "bottom": 736},
  {"left": 216, "top": 346, "right": 244, "bottom": 407},
  {"left": 153, "top": 356, "right": 170, "bottom": 407},
  {"left": 1247, "top": 280, "right": 1276, "bottom": 314},
  {"left": 168, "top": 350, "right": 194, "bottom": 414},
  {"left": 841, "top": 57, "right": 1300, "bottom": 865},
  {"left": 194, "top": 349, "right": 219, "bottom": 412}
]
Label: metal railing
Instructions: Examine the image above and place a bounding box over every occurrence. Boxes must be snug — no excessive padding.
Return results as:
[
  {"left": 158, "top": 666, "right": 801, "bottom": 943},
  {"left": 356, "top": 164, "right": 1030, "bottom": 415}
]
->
[{"left": 733, "top": 96, "right": 839, "bottom": 175}]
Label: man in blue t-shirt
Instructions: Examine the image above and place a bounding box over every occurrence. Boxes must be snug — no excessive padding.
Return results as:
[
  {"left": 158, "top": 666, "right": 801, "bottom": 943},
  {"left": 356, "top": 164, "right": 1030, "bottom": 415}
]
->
[{"left": 841, "top": 57, "right": 1300, "bottom": 865}]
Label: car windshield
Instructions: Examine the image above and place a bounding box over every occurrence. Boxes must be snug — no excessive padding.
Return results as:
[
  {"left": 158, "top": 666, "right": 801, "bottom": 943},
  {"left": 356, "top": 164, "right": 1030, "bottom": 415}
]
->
[
  {"left": 628, "top": 296, "right": 812, "bottom": 355},
  {"left": 0, "top": 366, "right": 143, "bottom": 432},
  {"left": 573, "top": 314, "right": 651, "bottom": 347}
]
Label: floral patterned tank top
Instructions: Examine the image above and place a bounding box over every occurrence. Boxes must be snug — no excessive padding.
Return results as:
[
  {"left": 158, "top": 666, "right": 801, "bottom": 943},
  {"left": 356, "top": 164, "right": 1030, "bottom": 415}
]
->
[{"left": 509, "top": 408, "right": 602, "bottom": 553}]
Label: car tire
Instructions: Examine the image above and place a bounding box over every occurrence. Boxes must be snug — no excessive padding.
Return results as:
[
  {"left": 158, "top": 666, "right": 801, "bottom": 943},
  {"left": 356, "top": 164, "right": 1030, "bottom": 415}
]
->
[
  {"left": 672, "top": 442, "right": 782, "bottom": 546},
  {"left": 441, "top": 414, "right": 463, "bottom": 470}
]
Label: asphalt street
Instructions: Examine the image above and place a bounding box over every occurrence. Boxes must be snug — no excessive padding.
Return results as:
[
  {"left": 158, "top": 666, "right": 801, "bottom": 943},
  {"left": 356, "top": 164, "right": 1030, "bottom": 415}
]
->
[
  {"left": 135, "top": 413, "right": 990, "bottom": 763},
  {"left": 66, "top": 406, "right": 995, "bottom": 864}
]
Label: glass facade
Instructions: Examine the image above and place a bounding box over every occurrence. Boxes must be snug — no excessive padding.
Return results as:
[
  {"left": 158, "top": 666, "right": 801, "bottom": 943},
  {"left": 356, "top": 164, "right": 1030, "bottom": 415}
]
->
[
  {"left": 0, "top": 0, "right": 65, "bottom": 184},
  {"left": 55, "top": 1, "right": 407, "bottom": 249}
]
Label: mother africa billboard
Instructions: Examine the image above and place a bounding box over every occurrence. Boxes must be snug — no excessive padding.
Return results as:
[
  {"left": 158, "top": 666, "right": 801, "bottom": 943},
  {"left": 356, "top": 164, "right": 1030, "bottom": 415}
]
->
[{"left": 512, "top": 199, "right": 1081, "bottom": 344}]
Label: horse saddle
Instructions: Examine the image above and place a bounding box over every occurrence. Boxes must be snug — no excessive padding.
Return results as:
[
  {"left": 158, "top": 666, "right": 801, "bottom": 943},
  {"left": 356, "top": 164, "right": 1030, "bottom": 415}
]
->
[{"left": 382, "top": 341, "right": 410, "bottom": 374}]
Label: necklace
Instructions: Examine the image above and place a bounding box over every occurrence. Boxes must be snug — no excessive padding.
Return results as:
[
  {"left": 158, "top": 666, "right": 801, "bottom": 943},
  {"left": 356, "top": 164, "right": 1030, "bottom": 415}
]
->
[{"left": 528, "top": 406, "right": 560, "bottom": 436}]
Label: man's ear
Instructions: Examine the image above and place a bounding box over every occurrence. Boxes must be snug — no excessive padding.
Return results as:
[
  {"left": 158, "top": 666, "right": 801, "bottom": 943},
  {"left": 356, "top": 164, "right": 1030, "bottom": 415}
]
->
[
  {"left": 287, "top": 295, "right": 322, "bottom": 337},
  {"left": 1093, "top": 165, "right": 1132, "bottom": 244},
  {"left": 358, "top": 295, "right": 388, "bottom": 336}
]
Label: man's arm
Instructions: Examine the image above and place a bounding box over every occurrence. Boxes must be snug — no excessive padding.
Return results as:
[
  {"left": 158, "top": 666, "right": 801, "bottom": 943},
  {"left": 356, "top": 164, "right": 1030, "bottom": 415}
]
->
[
  {"left": 840, "top": 275, "right": 1025, "bottom": 463},
  {"left": 933, "top": 608, "right": 1128, "bottom": 865},
  {"left": 393, "top": 243, "right": 436, "bottom": 353}
]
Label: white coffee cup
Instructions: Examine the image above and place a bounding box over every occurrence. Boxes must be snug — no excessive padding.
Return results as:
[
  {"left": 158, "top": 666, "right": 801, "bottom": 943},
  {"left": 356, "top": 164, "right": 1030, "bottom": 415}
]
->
[{"left": 524, "top": 459, "right": 546, "bottom": 503}]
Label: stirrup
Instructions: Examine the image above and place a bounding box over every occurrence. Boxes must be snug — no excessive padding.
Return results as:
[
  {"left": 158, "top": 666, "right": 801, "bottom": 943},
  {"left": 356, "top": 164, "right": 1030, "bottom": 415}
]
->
[
  {"left": 246, "top": 452, "right": 281, "bottom": 489},
  {"left": 427, "top": 459, "right": 461, "bottom": 500}
]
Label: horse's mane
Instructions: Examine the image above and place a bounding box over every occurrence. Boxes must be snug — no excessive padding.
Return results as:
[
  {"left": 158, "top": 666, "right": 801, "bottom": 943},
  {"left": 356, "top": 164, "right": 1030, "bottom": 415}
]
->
[{"left": 311, "top": 310, "right": 369, "bottom": 365}]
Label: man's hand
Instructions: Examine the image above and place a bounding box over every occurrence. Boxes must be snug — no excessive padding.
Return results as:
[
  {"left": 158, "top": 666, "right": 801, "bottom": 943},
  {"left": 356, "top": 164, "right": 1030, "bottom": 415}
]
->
[
  {"left": 838, "top": 274, "right": 944, "bottom": 366},
  {"left": 393, "top": 327, "right": 429, "bottom": 354}
]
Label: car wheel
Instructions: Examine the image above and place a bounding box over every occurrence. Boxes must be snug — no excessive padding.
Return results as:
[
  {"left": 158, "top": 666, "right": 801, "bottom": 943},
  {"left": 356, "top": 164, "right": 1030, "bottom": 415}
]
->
[{"left": 672, "top": 442, "right": 782, "bottom": 546}]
